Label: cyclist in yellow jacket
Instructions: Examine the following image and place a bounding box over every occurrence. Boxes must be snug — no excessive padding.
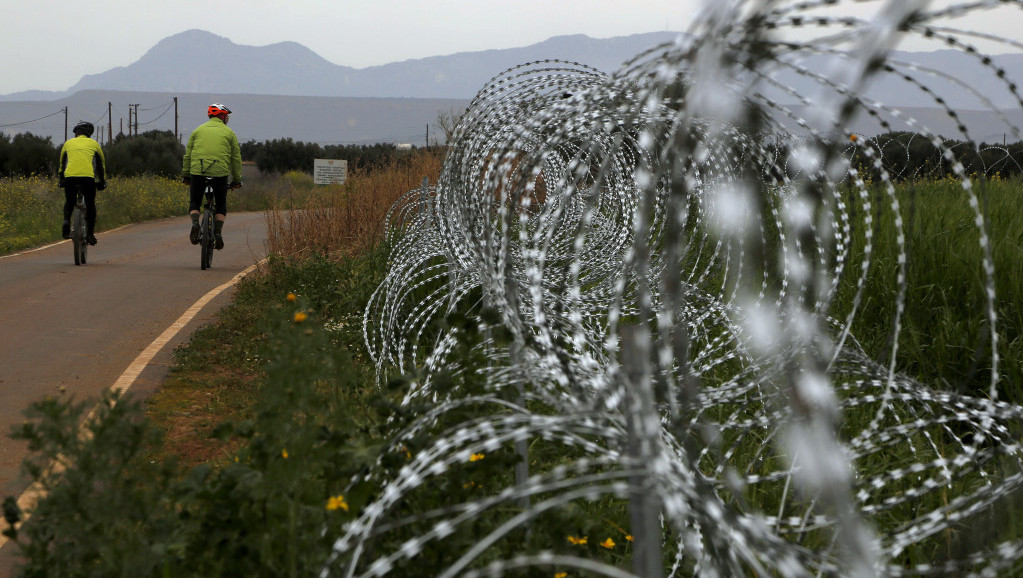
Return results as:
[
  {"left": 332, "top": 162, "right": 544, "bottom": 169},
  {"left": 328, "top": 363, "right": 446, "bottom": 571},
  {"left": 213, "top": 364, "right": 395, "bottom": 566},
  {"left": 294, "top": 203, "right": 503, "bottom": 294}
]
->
[
  {"left": 58, "top": 121, "right": 106, "bottom": 245},
  {"left": 182, "top": 103, "right": 242, "bottom": 250}
]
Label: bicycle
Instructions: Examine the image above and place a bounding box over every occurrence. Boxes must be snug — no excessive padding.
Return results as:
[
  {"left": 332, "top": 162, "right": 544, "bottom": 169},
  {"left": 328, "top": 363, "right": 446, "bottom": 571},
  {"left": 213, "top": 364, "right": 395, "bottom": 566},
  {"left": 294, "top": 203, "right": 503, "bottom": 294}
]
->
[
  {"left": 197, "top": 177, "right": 217, "bottom": 270},
  {"left": 70, "top": 186, "right": 88, "bottom": 266}
]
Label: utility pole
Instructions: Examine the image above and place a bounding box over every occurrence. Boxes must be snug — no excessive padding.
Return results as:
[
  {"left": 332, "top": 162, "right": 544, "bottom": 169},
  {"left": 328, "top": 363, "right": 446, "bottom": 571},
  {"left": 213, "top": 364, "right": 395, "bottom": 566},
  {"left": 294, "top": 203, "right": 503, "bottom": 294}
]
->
[
  {"left": 128, "top": 103, "right": 140, "bottom": 136},
  {"left": 173, "top": 97, "right": 178, "bottom": 142},
  {"left": 64, "top": 107, "right": 68, "bottom": 141},
  {"left": 108, "top": 102, "right": 113, "bottom": 144},
  {"left": 426, "top": 124, "right": 429, "bottom": 150}
]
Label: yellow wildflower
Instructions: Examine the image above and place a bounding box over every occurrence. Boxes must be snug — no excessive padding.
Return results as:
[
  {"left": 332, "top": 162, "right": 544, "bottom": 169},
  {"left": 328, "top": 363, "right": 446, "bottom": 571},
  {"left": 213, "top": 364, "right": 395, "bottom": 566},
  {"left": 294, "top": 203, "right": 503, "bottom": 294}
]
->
[
  {"left": 626, "top": 535, "right": 634, "bottom": 542},
  {"left": 600, "top": 538, "right": 615, "bottom": 549},
  {"left": 286, "top": 292, "right": 297, "bottom": 302},
  {"left": 469, "top": 453, "right": 485, "bottom": 462},
  {"left": 282, "top": 448, "right": 289, "bottom": 459},
  {"left": 567, "top": 535, "right": 587, "bottom": 545},
  {"left": 326, "top": 495, "right": 349, "bottom": 512},
  {"left": 293, "top": 311, "right": 308, "bottom": 323},
  {"left": 555, "top": 573, "right": 568, "bottom": 578}
]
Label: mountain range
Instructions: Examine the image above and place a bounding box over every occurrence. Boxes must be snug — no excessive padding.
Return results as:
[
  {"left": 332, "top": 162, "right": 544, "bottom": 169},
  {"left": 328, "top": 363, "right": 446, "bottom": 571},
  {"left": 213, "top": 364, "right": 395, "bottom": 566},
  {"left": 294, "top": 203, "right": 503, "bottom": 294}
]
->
[
  {"left": 3, "top": 30, "right": 1023, "bottom": 146},
  {"left": 2, "top": 29, "right": 682, "bottom": 102}
]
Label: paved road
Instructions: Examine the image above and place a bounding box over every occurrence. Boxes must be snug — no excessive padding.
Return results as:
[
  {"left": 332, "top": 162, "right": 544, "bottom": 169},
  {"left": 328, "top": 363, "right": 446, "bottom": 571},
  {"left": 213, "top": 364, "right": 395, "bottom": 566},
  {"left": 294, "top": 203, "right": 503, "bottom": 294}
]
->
[{"left": 0, "top": 212, "right": 268, "bottom": 575}]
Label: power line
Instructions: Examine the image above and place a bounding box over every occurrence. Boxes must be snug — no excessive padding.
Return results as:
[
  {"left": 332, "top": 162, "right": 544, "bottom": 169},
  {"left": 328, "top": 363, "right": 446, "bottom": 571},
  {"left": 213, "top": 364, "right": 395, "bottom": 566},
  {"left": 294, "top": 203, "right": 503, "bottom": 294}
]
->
[
  {"left": 0, "top": 109, "right": 65, "bottom": 128},
  {"left": 90, "top": 107, "right": 110, "bottom": 125},
  {"left": 139, "top": 100, "right": 174, "bottom": 112},
  {"left": 138, "top": 101, "right": 175, "bottom": 126}
]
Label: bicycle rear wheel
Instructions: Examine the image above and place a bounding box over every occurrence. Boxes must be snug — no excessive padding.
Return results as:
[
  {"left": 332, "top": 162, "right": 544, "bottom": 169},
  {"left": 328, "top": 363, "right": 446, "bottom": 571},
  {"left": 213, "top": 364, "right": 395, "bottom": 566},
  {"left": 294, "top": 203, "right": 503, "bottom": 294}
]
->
[
  {"left": 200, "top": 208, "right": 214, "bottom": 270},
  {"left": 72, "top": 205, "right": 87, "bottom": 266}
]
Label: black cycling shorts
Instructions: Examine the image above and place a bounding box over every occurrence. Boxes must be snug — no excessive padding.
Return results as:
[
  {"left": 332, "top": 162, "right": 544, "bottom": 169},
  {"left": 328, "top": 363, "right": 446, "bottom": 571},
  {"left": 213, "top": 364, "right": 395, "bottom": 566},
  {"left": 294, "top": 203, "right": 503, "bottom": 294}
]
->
[{"left": 188, "top": 175, "right": 228, "bottom": 216}]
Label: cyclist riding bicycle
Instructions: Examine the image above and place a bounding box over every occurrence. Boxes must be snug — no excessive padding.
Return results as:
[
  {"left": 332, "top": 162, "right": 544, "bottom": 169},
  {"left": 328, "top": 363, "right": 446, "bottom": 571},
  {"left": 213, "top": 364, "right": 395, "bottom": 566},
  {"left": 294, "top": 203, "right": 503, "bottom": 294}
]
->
[
  {"left": 58, "top": 121, "right": 106, "bottom": 245},
  {"left": 182, "top": 103, "right": 242, "bottom": 250}
]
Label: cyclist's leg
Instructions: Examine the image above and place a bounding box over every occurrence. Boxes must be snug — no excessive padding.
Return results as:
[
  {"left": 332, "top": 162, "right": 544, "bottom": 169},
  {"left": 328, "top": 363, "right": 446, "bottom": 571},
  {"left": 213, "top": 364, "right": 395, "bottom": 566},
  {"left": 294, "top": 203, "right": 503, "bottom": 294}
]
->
[
  {"left": 188, "top": 176, "right": 205, "bottom": 213},
  {"left": 188, "top": 176, "right": 204, "bottom": 244},
  {"left": 83, "top": 181, "right": 98, "bottom": 244},
  {"left": 61, "top": 183, "right": 75, "bottom": 238},
  {"left": 212, "top": 177, "right": 229, "bottom": 249}
]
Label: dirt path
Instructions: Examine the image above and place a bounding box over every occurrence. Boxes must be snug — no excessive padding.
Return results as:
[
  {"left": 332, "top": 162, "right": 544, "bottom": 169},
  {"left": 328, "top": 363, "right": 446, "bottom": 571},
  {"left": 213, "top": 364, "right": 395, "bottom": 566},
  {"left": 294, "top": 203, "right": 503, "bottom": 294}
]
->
[{"left": 0, "top": 212, "right": 268, "bottom": 575}]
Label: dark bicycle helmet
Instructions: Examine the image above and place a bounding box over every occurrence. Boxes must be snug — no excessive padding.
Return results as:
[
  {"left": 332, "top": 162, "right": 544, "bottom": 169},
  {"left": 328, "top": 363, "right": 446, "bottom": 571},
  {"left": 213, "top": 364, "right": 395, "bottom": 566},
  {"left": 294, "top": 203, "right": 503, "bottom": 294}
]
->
[
  {"left": 73, "top": 121, "right": 94, "bottom": 137},
  {"left": 207, "top": 103, "right": 231, "bottom": 120}
]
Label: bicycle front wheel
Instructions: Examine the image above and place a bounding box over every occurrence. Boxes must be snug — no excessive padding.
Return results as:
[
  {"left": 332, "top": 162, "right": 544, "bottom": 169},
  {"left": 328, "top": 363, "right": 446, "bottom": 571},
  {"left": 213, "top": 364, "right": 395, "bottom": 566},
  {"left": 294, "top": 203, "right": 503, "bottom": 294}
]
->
[{"left": 72, "top": 206, "right": 86, "bottom": 266}]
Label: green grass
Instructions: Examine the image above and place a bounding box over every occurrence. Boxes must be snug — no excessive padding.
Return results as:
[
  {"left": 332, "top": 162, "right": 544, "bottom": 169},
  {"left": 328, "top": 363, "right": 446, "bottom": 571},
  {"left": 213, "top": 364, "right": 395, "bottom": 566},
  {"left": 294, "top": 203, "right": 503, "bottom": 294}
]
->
[
  {"left": 830, "top": 177, "right": 1023, "bottom": 398},
  {"left": 0, "top": 175, "right": 270, "bottom": 255}
]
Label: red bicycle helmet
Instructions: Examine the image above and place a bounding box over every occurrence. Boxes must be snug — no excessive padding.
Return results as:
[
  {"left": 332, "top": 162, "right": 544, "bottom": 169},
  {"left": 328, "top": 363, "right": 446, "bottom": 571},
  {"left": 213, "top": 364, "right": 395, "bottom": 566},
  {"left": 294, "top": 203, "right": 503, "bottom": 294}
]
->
[{"left": 207, "top": 103, "right": 231, "bottom": 120}]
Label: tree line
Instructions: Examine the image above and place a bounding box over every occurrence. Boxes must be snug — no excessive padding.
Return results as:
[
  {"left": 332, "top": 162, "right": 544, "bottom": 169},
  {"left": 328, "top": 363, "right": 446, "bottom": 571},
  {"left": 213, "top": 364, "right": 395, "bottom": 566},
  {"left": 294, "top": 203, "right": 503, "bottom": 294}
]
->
[
  {"left": 844, "top": 131, "right": 1023, "bottom": 181},
  {"left": 4, "top": 129, "right": 1021, "bottom": 182},
  {"left": 0, "top": 131, "right": 186, "bottom": 178},
  {"left": 241, "top": 139, "right": 409, "bottom": 174},
  {"left": 0, "top": 131, "right": 417, "bottom": 179}
]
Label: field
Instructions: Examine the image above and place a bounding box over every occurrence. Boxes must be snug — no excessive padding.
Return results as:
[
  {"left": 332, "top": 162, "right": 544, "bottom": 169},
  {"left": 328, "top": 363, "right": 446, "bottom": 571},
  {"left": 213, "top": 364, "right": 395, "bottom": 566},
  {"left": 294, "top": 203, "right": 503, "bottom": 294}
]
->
[
  {"left": 3, "top": 142, "right": 1022, "bottom": 575},
  {"left": 0, "top": 175, "right": 271, "bottom": 255},
  {"left": 833, "top": 176, "right": 1023, "bottom": 398}
]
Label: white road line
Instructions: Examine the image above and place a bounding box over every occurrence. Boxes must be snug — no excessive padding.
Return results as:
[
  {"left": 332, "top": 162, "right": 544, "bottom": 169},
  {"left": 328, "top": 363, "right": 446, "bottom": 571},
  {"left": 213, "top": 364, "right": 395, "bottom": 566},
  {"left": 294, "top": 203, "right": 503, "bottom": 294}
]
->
[
  {"left": 0, "top": 225, "right": 131, "bottom": 260},
  {"left": 0, "top": 240, "right": 68, "bottom": 258},
  {"left": 0, "top": 260, "right": 264, "bottom": 551}
]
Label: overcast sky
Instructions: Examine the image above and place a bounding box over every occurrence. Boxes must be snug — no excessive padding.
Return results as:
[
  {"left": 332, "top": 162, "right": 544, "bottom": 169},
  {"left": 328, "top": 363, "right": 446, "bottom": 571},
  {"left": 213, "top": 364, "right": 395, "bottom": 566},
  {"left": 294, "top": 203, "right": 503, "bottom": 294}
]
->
[{"left": 2, "top": 0, "right": 1021, "bottom": 95}]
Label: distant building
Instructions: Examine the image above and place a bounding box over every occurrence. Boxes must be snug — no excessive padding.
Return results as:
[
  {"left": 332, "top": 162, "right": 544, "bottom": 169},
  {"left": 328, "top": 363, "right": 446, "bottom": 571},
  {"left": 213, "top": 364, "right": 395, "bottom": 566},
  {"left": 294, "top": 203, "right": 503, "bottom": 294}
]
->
[{"left": 396, "top": 143, "right": 413, "bottom": 150}]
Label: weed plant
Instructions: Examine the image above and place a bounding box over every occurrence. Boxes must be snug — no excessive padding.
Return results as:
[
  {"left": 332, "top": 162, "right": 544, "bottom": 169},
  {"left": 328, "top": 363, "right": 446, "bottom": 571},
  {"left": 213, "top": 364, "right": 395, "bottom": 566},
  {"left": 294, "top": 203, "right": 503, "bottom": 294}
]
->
[{"left": 265, "top": 150, "right": 443, "bottom": 259}]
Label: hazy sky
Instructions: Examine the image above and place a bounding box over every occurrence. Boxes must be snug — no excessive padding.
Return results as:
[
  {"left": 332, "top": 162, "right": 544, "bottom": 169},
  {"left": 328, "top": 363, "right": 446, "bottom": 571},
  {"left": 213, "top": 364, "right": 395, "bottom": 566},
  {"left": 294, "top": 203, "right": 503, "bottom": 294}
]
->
[
  {"left": 2, "top": 0, "right": 1021, "bottom": 95},
  {"left": 1, "top": 0, "right": 694, "bottom": 94}
]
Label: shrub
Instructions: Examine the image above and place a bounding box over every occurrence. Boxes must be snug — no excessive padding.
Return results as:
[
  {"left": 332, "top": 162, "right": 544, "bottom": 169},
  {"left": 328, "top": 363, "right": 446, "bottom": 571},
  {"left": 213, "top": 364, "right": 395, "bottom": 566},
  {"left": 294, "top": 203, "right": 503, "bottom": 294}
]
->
[{"left": 104, "top": 130, "right": 184, "bottom": 178}]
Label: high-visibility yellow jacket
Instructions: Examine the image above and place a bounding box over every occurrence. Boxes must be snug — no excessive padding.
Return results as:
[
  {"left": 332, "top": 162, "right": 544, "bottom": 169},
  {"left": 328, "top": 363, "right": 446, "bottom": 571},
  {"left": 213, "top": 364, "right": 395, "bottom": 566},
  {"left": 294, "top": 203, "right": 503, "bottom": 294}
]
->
[
  {"left": 182, "top": 117, "right": 242, "bottom": 182},
  {"left": 58, "top": 135, "right": 106, "bottom": 180}
]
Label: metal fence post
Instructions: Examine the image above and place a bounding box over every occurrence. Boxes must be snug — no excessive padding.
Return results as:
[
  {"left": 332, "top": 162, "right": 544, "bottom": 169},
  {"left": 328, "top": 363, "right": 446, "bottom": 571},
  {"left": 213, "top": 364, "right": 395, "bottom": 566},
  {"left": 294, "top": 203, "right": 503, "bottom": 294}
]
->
[
  {"left": 621, "top": 325, "right": 663, "bottom": 578},
  {"left": 420, "top": 176, "right": 429, "bottom": 216}
]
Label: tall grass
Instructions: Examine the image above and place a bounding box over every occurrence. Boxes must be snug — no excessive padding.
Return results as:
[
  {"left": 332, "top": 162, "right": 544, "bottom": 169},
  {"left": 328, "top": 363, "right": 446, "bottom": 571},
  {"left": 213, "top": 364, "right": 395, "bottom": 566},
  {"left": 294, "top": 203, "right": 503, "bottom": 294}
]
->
[
  {"left": 0, "top": 175, "right": 271, "bottom": 255},
  {"left": 265, "top": 151, "right": 444, "bottom": 259},
  {"left": 831, "top": 176, "right": 1023, "bottom": 399},
  {"left": 0, "top": 176, "right": 63, "bottom": 253}
]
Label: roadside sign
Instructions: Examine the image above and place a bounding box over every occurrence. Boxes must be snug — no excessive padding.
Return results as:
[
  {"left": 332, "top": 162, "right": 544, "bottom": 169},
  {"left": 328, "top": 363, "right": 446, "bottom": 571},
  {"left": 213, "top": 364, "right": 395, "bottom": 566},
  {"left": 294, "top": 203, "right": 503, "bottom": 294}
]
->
[{"left": 313, "top": 158, "right": 347, "bottom": 185}]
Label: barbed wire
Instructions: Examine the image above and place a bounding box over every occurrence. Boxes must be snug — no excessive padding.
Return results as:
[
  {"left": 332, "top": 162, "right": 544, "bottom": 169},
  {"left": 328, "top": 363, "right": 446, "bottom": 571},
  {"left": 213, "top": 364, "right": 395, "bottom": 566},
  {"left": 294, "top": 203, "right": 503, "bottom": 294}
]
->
[{"left": 348, "top": 1, "right": 1023, "bottom": 576}]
